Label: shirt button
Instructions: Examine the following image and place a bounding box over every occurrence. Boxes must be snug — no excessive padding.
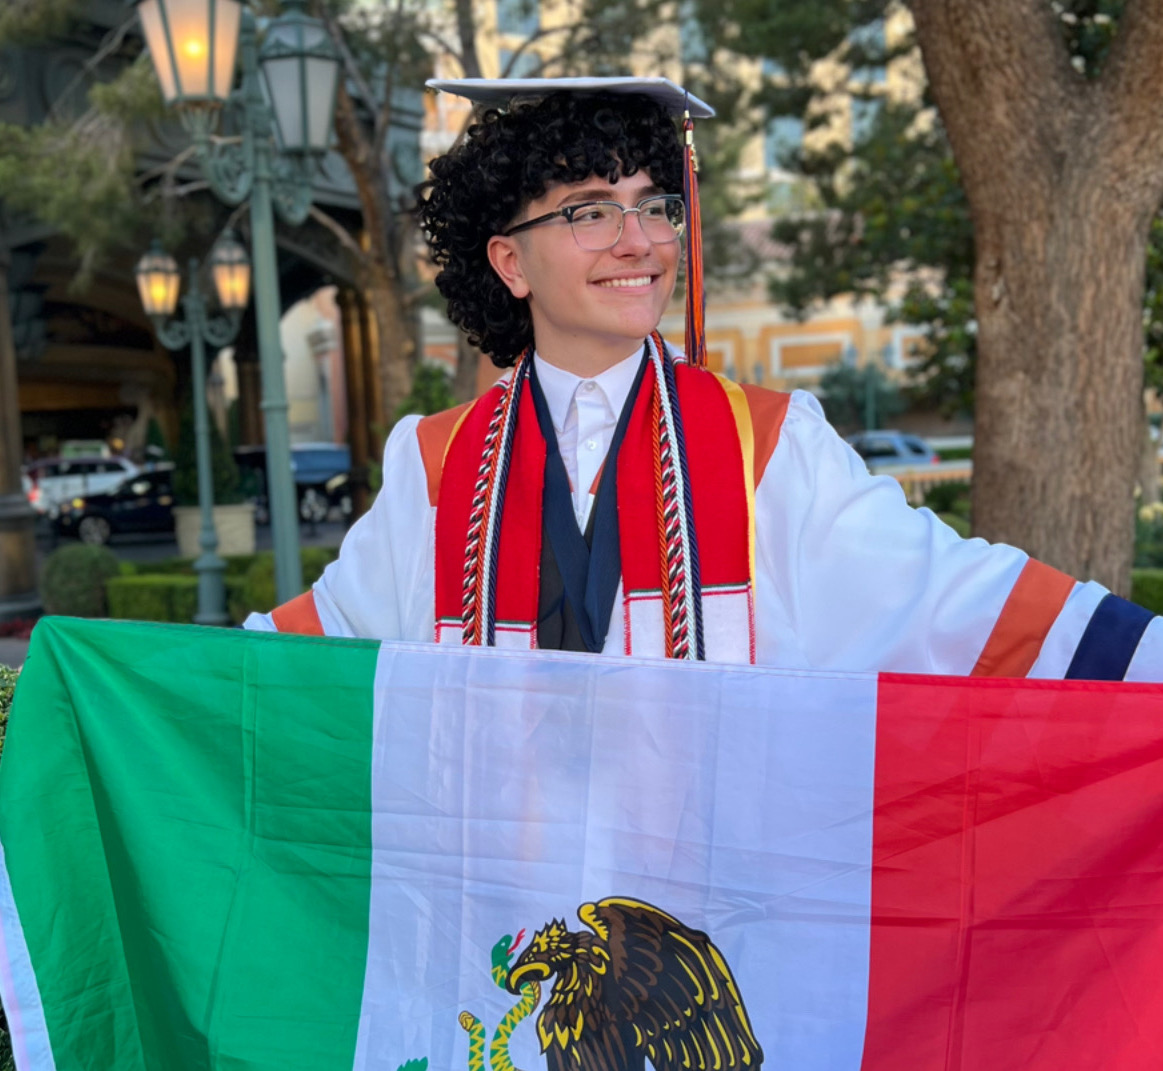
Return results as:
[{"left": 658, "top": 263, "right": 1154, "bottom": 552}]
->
[
  {"left": 581, "top": 381, "right": 596, "bottom": 393},
  {"left": 585, "top": 439, "right": 597, "bottom": 450}
]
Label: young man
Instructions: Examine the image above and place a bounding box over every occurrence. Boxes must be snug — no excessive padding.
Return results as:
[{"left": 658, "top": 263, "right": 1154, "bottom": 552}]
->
[{"left": 247, "top": 77, "right": 1162, "bottom": 681}]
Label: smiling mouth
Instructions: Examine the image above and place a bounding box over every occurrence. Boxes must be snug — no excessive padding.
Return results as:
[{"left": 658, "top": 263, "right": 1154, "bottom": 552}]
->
[{"left": 594, "top": 276, "right": 655, "bottom": 289}]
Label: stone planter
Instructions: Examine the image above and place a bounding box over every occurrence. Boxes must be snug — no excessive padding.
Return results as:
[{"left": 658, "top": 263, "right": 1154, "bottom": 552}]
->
[{"left": 174, "top": 503, "right": 256, "bottom": 559}]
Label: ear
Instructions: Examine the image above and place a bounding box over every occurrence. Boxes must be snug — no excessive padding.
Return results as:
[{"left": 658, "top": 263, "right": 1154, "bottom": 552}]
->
[{"left": 487, "top": 235, "right": 531, "bottom": 300}]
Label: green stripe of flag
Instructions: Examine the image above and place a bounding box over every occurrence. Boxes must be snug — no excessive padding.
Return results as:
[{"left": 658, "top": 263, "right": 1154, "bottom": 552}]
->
[{"left": 0, "top": 618, "right": 379, "bottom": 1071}]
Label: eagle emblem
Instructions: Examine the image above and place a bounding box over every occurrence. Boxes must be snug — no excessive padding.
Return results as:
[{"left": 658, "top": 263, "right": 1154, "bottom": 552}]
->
[{"left": 505, "top": 897, "right": 763, "bottom": 1071}]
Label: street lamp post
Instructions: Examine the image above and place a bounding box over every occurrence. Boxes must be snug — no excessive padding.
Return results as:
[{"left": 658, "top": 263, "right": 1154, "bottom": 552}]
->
[
  {"left": 133, "top": 0, "right": 341, "bottom": 605},
  {"left": 135, "top": 234, "right": 251, "bottom": 625}
]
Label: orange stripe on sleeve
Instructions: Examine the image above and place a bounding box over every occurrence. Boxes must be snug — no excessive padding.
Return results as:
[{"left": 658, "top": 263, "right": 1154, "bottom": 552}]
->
[
  {"left": 270, "top": 590, "right": 325, "bottom": 636},
  {"left": 740, "top": 385, "right": 791, "bottom": 486},
  {"left": 970, "top": 559, "right": 1076, "bottom": 677},
  {"left": 417, "top": 401, "right": 473, "bottom": 507}
]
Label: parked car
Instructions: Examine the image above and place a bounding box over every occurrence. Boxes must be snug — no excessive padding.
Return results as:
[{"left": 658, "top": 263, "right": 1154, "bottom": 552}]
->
[
  {"left": 22, "top": 456, "right": 139, "bottom": 516},
  {"left": 234, "top": 443, "right": 353, "bottom": 525},
  {"left": 53, "top": 466, "right": 176, "bottom": 545},
  {"left": 844, "top": 431, "right": 939, "bottom": 472}
]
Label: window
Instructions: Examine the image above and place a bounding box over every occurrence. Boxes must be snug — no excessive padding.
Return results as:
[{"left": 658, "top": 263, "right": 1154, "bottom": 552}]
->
[
  {"left": 765, "top": 116, "right": 804, "bottom": 171},
  {"left": 495, "top": 0, "right": 538, "bottom": 37},
  {"left": 851, "top": 97, "right": 883, "bottom": 144},
  {"left": 904, "top": 438, "right": 931, "bottom": 457},
  {"left": 498, "top": 48, "right": 541, "bottom": 79}
]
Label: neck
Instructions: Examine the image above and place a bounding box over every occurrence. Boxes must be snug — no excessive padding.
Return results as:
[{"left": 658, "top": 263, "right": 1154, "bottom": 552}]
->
[{"left": 533, "top": 338, "right": 647, "bottom": 379}]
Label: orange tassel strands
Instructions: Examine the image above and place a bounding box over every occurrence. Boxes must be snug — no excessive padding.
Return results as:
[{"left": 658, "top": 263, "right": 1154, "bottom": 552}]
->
[{"left": 682, "top": 111, "right": 707, "bottom": 369}]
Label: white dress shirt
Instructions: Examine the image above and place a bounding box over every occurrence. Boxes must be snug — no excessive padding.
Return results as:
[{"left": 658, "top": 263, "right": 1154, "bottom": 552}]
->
[{"left": 532, "top": 348, "right": 642, "bottom": 529}]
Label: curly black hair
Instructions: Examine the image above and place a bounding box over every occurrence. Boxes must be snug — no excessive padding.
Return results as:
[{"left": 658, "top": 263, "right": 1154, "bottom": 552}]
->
[{"left": 415, "top": 92, "right": 684, "bottom": 367}]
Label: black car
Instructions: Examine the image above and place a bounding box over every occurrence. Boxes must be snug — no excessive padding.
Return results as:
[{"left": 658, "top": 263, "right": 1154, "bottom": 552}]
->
[{"left": 53, "top": 466, "right": 176, "bottom": 545}]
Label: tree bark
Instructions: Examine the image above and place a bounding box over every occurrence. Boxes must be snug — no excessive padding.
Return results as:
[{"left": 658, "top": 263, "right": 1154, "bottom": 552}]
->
[
  {"left": 331, "top": 80, "right": 421, "bottom": 429},
  {"left": 909, "top": 0, "right": 1163, "bottom": 594}
]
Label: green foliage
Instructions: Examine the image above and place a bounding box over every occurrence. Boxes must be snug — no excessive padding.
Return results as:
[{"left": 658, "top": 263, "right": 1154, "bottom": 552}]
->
[
  {"left": 1131, "top": 569, "right": 1163, "bottom": 615},
  {"left": 0, "top": 56, "right": 168, "bottom": 282},
  {"left": 0, "top": 0, "right": 80, "bottom": 43},
  {"left": 106, "top": 549, "right": 339, "bottom": 623},
  {"left": 1134, "top": 502, "right": 1163, "bottom": 568},
  {"left": 173, "top": 401, "right": 243, "bottom": 507},
  {"left": 41, "top": 544, "right": 120, "bottom": 617},
  {"left": 923, "top": 480, "right": 972, "bottom": 519},
  {"left": 0, "top": 663, "right": 18, "bottom": 758},
  {"left": 936, "top": 512, "right": 971, "bottom": 538},
  {"left": 395, "top": 364, "right": 455, "bottom": 423},
  {"left": 105, "top": 574, "right": 205, "bottom": 624},
  {"left": 238, "top": 548, "right": 339, "bottom": 616},
  {"left": 815, "top": 362, "right": 903, "bottom": 432}
]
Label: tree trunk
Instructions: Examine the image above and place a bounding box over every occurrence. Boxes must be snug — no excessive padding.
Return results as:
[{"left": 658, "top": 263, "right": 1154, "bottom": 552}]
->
[
  {"left": 364, "top": 258, "right": 417, "bottom": 424},
  {"left": 452, "top": 334, "right": 482, "bottom": 404},
  {"left": 331, "top": 81, "right": 421, "bottom": 431},
  {"left": 970, "top": 191, "right": 1144, "bottom": 594},
  {"left": 909, "top": 0, "right": 1163, "bottom": 595}
]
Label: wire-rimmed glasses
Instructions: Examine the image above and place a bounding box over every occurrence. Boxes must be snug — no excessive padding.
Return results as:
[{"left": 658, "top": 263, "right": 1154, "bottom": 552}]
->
[{"left": 503, "top": 194, "right": 686, "bottom": 250}]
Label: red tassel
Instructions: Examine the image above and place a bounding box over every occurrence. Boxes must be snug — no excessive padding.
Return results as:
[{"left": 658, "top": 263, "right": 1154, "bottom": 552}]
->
[{"left": 682, "top": 112, "right": 707, "bottom": 369}]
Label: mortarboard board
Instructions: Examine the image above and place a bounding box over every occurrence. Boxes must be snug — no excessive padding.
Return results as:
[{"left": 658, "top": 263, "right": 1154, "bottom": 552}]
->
[
  {"left": 425, "top": 76, "right": 715, "bottom": 120},
  {"left": 426, "top": 76, "right": 713, "bottom": 368}
]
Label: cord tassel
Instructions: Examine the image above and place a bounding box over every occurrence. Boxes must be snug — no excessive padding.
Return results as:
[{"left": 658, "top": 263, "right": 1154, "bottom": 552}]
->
[{"left": 682, "top": 111, "right": 707, "bottom": 369}]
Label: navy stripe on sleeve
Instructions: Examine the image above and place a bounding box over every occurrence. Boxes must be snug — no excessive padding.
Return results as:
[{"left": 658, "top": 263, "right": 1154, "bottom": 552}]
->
[{"left": 1065, "top": 594, "right": 1155, "bottom": 681}]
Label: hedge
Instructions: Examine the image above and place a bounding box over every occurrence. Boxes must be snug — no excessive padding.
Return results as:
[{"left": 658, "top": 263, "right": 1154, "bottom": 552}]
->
[
  {"left": 1131, "top": 569, "right": 1163, "bottom": 615},
  {"left": 105, "top": 548, "right": 338, "bottom": 625}
]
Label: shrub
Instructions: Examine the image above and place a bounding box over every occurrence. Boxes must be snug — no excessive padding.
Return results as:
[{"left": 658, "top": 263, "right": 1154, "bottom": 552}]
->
[
  {"left": 172, "top": 400, "right": 242, "bottom": 507},
  {"left": 0, "top": 663, "right": 17, "bottom": 760},
  {"left": 239, "top": 547, "right": 338, "bottom": 616},
  {"left": 922, "top": 480, "right": 971, "bottom": 518},
  {"left": 41, "top": 544, "right": 120, "bottom": 617},
  {"left": 936, "top": 512, "right": 971, "bottom": 538},
  {"left": 106, "top": 575, "right": 246, "bottom": 624},
  {"left": 1131, "top": 569, "right": 1163, "bottom": 615}
]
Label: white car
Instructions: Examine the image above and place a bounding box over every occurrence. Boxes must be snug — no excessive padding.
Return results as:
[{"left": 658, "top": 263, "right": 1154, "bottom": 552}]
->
[{"left": 22, "top": 456, "right": 139, "bottom": 516}]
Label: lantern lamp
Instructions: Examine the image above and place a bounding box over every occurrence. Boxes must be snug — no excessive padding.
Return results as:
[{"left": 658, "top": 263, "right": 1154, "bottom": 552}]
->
[
  {"left": 135, "top": 0, "right": 242, "bottom": 111},
  {"left": 258, "top": 0, "right": 341, "bottom": 156},
  {"left": 209, "top": 230, "right": 251, "bottom": 311},
  {"left": 135, "top": 242, "right": 182, "bottom": 318}
]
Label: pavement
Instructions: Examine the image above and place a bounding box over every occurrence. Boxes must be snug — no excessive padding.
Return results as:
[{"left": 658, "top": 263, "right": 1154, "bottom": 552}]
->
[{"left": 0, "top": 638, "right": 29, "bottom": 668}]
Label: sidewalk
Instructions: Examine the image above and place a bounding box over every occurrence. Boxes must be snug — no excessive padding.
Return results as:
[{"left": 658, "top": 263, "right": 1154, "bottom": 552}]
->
[{"left": 0, "top": 638, "right": 30, "bottom": 668}]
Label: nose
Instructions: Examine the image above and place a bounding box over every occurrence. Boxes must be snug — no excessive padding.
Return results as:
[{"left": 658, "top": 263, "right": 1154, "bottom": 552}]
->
[{"left": 611, "top": 207, "right": 653, "bottom": 256}]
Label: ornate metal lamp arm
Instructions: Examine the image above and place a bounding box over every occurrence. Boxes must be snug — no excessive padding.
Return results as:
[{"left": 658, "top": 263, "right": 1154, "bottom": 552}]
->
[{"left": 271, "top": 153, "right": 316, "bottom": 226}]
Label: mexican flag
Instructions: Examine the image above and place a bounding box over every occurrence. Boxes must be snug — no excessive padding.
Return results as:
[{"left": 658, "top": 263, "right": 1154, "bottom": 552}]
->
[{"left": 3, "top": 618, "right": 1163, "bottom": 1071}]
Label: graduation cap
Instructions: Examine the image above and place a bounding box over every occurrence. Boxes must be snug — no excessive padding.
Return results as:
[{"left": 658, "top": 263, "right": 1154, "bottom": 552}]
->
[{"left": 426, "top": 76, "right": 714, "bottom": 369}]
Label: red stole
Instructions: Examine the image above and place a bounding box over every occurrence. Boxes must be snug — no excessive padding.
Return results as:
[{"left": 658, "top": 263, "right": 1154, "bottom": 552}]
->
[{"left": 434, "top": 357, "right": 756, "bottom": 662}]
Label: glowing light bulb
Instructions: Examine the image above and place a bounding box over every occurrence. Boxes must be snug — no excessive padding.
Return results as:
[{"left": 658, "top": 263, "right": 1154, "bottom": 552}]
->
[{"left": 184, "top": 37, "right": 205, "bottom": 58}]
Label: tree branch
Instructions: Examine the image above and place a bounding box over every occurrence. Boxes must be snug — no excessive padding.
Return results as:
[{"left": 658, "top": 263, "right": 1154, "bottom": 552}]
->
[
  {"left": 47, "top": 13, "right": 136, "bottom": 122},
  {"left": 1095, "top": 0, "right": 1163, "bottom": 211},
  {"left": 308, "top": 205, "right": 369, "bottom": 264},
  {"left": 907, "top": 0, "right": 1076, "bottom": 191}
]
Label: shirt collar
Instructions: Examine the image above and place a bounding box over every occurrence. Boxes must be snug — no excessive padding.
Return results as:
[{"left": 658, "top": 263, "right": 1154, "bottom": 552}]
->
[{"left": 533, "top": 345, "right": 645, "bottom": 434}]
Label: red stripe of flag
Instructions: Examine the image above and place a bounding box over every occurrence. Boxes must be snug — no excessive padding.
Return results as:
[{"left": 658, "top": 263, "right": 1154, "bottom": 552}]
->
[{"left": 862, "top": 674, "right": 1163, "bottom": 1070}]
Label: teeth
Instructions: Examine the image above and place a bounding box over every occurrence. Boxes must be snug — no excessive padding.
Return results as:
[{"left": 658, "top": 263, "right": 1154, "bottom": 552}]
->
[{"left": 597, "top": 277, "right": 653, "bottom": 288}]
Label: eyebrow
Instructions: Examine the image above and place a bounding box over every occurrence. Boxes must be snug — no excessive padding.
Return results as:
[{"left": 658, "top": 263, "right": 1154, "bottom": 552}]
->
[{"left": 553, "top": 184, "right": 666, "bottom": 208}]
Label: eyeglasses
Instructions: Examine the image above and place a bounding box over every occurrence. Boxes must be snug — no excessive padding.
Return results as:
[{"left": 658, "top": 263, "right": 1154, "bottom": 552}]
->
[{"left": 503, "top": 194, "right": 686, "bottom": 250}]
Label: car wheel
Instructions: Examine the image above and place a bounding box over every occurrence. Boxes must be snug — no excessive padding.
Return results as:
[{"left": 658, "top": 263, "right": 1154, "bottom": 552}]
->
[
  {"left": 299, "top": 487, "right": 328, "bottom": 524},
  {"left": 77, "top": 516, "right": 112, "bottom": 545}
]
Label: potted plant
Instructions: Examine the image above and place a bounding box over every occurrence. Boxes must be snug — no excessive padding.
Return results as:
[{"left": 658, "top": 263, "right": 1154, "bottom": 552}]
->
[{"left": 172, "top": 402, "right": 256, "bottom": 558}]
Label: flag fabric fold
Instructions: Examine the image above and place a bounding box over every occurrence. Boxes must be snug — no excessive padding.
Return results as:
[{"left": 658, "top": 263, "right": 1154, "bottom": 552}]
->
[{"left": 2, "top": 618, "right": 1163, "bottom": 1071}]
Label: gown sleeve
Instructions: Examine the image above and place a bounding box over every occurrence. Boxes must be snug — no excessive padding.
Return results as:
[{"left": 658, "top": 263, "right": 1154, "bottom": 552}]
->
[
  {"left": 754, "top": 390, "right": 1162, "bottom": 679},
  {"left": 243, "top": 414, "right": 432, "bottom": 640}
]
